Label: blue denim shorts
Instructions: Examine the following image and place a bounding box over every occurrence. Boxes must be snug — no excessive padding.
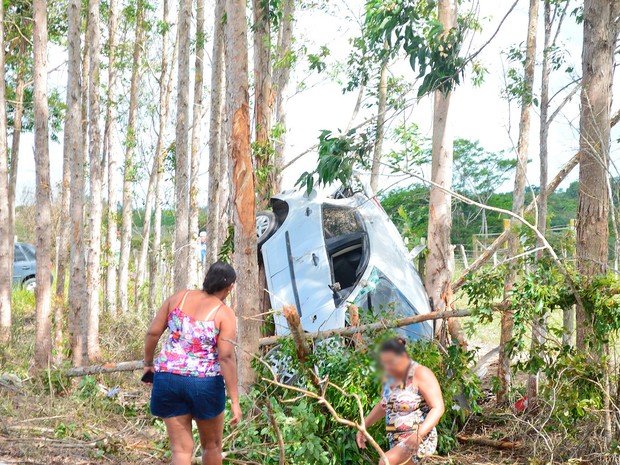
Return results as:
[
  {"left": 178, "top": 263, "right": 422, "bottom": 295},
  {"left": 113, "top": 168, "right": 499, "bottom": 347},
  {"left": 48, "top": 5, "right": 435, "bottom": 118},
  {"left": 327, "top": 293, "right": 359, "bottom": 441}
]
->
[{"left": 150, "top": 372, "right": 226, "bottom": 420}]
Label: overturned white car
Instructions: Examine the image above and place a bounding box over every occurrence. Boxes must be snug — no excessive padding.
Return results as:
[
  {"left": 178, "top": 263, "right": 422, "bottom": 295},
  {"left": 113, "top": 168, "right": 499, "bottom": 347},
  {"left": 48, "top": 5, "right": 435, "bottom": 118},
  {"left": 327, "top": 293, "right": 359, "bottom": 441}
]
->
[{"left": 256, "top": 186, "right": 433, "bottom": 340}]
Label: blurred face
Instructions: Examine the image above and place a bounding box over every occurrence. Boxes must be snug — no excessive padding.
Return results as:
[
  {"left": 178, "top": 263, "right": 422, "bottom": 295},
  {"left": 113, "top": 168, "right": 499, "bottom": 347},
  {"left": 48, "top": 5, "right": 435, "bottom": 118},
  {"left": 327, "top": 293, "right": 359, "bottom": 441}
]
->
[{"left": 380, "top": 351, "right": 410, "bottom": 379}]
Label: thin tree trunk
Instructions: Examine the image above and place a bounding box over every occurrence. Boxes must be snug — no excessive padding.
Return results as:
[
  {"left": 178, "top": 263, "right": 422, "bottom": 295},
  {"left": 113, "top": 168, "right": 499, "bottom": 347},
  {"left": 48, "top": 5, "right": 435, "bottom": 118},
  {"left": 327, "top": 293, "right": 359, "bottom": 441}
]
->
[
  {"left": 85, "top": 0, "right": 103, "bottom": 361},
  {"left": 576, "top": 0, "right": 617, "bottom": 357},
  {"left": 225, "top": 0, "right": 260, "bottom": 392},
  {"left": 135, "top": 158, "right": 157, "bottom": 308},
  {"left": 104, "top": 0, "right": 120, "bottom": 314},
  {"left": 498, "top": 0, "right": 538, "bottom": 404},
  {"left": 0, "top": 0, "right": 11, "bottom": 344},
  {"left": 174, "top": 0, "right": 192, "bottom": 292},
  {"left": 253, "top": 0, "right": 273, "bottom": 207},
  {"left": 205, "top": 0, "right": 226, "bottom": 267},
  {"left": 189, "top": 0, "right": 206, "bottom": 287},
  {"left": 424, "top": 0, "right": 457, "bottom": 346},
  {"left": 33, "top": 0, "right": 53, "bottom": 368},
  {"left": 527, "top": 0, "right": 552, "bottom": 402},
  {"left": 149, "top": 0, "right": 174, "bottom": 311},
  {"left": 272, "top": 0, "right": 295, "bottom": 193},
  {"left": 118, "top": 1, "right": 146, "bottom": 312},
  {"left": 370, "top": 58, "right": 388, "bottom": 195},
  {"left": 69, "top": 0, "right": 87, "bottom": 367}
]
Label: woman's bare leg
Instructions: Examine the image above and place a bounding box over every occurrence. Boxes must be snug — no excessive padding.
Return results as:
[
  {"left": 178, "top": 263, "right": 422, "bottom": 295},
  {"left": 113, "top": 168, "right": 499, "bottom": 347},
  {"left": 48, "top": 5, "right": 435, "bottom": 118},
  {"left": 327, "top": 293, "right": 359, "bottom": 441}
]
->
[
  {"left": 163, "top": 414, "right": 194, "bottom": 465},
  {"left": 195, "top": 413, "right": 225, "bottom": 465}
]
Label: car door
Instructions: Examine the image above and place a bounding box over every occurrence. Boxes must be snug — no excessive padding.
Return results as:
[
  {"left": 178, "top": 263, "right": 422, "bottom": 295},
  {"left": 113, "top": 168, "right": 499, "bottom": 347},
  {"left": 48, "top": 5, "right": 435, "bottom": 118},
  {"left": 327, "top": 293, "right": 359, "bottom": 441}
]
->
[{"left": 13, "top": 244, "right": 29, "bottom": 285}]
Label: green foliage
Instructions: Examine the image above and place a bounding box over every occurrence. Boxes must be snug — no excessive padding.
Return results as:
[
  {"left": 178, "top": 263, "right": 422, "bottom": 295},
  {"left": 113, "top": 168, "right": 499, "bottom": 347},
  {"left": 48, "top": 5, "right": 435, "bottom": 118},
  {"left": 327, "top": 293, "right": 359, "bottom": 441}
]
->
[{"left": 225, "top": 334, "right": 481, "bottom": 463}]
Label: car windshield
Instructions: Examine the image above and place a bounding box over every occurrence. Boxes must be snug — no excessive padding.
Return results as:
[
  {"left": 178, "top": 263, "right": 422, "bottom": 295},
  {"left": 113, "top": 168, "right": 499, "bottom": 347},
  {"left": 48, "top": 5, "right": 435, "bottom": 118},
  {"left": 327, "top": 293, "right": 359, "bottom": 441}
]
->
[
  {"left": 352, "top": 267, "right": 416, "bottom": 318},
  {"left": 322, "top": 205, "right": 368, "bottom": 304}
]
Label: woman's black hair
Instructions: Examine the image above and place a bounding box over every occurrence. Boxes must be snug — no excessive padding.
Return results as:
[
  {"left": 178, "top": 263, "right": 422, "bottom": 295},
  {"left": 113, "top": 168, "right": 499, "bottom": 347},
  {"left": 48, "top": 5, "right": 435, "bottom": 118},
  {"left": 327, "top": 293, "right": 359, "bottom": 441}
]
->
[
  {"left": 380, "top": 337, "right": 408, "bottom": 356},
  {"left": 203, "top": 261, "right": 237, "bottom": 294}
]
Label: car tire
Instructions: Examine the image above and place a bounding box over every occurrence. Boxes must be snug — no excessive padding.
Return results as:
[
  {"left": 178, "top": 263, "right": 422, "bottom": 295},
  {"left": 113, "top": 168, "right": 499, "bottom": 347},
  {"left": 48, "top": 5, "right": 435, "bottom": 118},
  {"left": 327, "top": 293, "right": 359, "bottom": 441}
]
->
[
  {"left": 23, "top": 277, "right": 36, "bottom": 292},
  {"left": 256, "top": 211, "right": 278, "bottom": 249}
]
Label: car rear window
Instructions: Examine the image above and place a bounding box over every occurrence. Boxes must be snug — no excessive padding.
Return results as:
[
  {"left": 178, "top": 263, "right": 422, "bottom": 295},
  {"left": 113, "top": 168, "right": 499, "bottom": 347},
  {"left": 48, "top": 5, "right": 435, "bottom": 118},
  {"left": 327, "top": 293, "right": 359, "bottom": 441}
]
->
[
  {"left": 322, "top": 206, "right": 363, "bottom": 240},
  {"left": 14, "top": 245, "right": 27, "bottom": 262}
]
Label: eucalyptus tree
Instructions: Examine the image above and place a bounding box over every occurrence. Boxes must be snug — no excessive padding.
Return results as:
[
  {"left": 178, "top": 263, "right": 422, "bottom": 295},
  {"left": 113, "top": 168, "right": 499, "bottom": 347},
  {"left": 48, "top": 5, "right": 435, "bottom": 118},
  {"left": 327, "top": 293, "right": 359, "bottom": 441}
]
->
[
  {"left": 205, "top": 0, "right": 226, "bottom": 266},
  {"left": 225, "top": 0, "right": 260, "bottom": 391},
  {"left": 33, "top": 0, "right": 53, "bottom": 367},
  {"left": 119, "top": 0, "right": 147, "bottom": 312},
  {"left": 188, "top": 0, "right": 206, "bottom": 286},
  {"left": 174, "top": 0, "right": 192, "bottom": 291},
  {"left": 576, "top": 1, "right": 620, "bottom": 350},
  {"left": 86, "top": 0, "right": 104, "bottom": 361},
  {"left": 498, "top": 0, "right": 539, "bottom": 403},
  {"left": 0, "top": 0, "right": 11, "bottom": 344}
]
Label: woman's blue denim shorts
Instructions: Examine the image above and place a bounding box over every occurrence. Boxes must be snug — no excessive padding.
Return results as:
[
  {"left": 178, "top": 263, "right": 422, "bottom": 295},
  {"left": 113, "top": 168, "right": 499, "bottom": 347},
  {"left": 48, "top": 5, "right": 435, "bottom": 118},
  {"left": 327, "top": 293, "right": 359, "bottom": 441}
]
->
[{"left": 150, "top": 372, "right": 226, "bottom": 420}]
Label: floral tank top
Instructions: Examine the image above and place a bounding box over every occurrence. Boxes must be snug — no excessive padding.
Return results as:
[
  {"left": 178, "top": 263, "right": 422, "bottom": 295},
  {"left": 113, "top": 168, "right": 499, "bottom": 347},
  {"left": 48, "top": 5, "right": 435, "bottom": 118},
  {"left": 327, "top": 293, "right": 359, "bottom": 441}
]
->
[
  {"left": 154, "top": 292, "right": 222, "bottom": 377},
  {"left": 381, "top": 361, "right": 438, "bottom": 463}
]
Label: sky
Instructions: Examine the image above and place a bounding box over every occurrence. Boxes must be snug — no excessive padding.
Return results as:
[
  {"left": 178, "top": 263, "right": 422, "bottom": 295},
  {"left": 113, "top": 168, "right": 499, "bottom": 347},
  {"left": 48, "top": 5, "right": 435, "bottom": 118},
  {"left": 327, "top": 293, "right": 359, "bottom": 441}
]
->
[{"left": 11, "top": 0, "right": 620, "bottom": 209}]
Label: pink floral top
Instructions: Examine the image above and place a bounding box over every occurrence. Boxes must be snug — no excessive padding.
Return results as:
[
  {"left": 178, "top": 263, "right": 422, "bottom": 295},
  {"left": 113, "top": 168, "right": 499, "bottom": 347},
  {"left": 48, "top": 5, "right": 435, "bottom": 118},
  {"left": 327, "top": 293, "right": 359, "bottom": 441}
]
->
[{"left": 154, "top": 302, "right": 222, "bottom": 377}]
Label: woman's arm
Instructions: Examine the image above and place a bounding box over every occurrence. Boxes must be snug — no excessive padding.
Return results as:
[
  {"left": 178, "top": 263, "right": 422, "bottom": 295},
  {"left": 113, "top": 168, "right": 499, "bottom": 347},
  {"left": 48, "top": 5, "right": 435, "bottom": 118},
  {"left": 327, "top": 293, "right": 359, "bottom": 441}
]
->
[
  {"left": 217, "top": 307, "right": 242, "bottom": 426},
  {"left": 406, "top": 366, "right": 445, "bottom": 447},
  {"left": 356, "top": 401, "right": 386, "bottom": 448},
  {"left": 143, "top": 295, "right": 172, "bottom": 378}
]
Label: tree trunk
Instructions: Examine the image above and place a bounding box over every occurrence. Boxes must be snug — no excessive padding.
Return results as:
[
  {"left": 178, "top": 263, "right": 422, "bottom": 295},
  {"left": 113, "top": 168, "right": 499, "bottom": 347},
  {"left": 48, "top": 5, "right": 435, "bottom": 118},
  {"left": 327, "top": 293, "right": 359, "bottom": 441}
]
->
[
  {"left": 424, "top": 0, "right": 457, "bottom": 346},
  {"left": 498, "top": 0, "right": 538, "bottom": 403},
  {"left": 135, "top": 158, "right": 157, "bottom": 310},
  {"left": 527, "top": 0, "right": 562, "bottom": 401},
  {"left": 225, "top": 0, "right": 260, "bottom": 392},
  {"left": 33, "top": 0, "right": 53, "bottom": 368},
  {"left": 85, "top": 0, "right": 104, "bottom": 361},
  {"left": 149, "top": 0, "right": 174, "bottom": 311},
  {"left": 0, "top": 0, "right": 11, "bottom": 344},
  {"left": 576, "top": 0, "right": 617, "bottom": 351},
  {"left": 118, "top": 1, "right": 146, "bottom": 312},
  {"left": 272, "top": 0, "right": 295, "bottom": 193},
  {"left": 174, "top": 0, "right": 192, "bottom": 292},
  {"left": 253, "top": 0, "right": 273, "bottom": 207},
  {"left": 68, "top": 0, "right": 87, "bottom": 367},
  {"left": 189, "top": 0, "right": 206, "bottom": 287},
  {"left": 370, "top": 58, "right": 388, "bottom": 195},
  {"left": 205, "top": 0, "right": 226, "bottom": 267},
  {"left": 104, "top": 0, "right": 120, "bottom": 314}
]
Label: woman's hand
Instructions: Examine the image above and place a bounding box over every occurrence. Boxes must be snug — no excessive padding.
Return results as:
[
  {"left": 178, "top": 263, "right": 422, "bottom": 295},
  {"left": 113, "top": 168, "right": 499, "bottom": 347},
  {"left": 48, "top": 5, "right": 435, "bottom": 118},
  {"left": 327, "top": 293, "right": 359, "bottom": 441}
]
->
[
  {"left": 142, "top": 366, "right": 155, "bottom": 385},
  {"left": 229, "top": 401, "right": 242, "bottom": 427},
  {"left": 356, "top": 430, "right": 367, "bottom": 449}
]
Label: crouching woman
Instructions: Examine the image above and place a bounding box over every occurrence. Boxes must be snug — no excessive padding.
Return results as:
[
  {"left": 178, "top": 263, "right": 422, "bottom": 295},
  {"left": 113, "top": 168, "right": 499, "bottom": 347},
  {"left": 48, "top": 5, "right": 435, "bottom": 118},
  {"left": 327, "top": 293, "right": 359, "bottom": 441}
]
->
[{"left": 357, "top": 338, "right": 445, "bottom": 465}]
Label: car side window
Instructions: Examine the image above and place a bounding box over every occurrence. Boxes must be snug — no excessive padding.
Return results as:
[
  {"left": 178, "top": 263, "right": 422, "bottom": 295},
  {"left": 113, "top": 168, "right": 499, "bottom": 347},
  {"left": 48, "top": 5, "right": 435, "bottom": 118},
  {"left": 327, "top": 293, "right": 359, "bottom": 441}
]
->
[
  {"left": 14, "top": 245, "right": 27, "bottom": 262},
  {"left": 21, "top": 245, "right": 36, "bottom": 260},
  {"left": 322, "top": 206, "right": 363, "bottom": 240}
]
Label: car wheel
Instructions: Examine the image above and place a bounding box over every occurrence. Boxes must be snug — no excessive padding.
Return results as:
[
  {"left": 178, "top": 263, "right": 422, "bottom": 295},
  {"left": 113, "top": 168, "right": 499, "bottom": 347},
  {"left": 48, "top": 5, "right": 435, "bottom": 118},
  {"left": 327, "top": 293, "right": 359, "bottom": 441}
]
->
[
  {"left": 23, "top": 277, "right": 36, "bottom": 292},
  {"left": 256, "top": 211, "right": 278, "bottom": 248}
]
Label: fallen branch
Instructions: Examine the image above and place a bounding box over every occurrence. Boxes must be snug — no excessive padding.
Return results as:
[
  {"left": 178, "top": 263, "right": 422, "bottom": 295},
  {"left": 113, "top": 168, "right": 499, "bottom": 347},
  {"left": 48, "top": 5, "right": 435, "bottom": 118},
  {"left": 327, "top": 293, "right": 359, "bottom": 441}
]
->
[
  {"left": 457, "top": 434, "right": 522, "bottom": 450},
  {"left": 65, "top": 309, "right": 473, "bottom": 377}
]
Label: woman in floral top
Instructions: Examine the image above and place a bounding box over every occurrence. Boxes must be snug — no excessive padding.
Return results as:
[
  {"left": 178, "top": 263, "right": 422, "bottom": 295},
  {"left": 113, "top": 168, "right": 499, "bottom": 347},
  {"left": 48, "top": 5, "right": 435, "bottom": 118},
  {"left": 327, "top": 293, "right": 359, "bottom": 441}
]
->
[
  {"left": 144, "top": 261, "right": 241, "bottom": 465},
  {"left": 357, "top": 338, "right": 445, "bottom": 464}
]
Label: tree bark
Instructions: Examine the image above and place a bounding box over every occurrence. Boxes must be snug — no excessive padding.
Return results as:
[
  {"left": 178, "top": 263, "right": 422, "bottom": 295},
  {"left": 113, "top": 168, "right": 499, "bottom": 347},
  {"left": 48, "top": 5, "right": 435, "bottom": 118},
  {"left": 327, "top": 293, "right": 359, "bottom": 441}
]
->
[
  {"left": 272, "top": 0, "right": 295, "bottom": 193},
  {"left": 575, "top": 0, "right": 617, "bottom": 351},
  {"left": 189, "top": 0, "right": 206, "bottom": 287},
  {"left": 33, "top": 0, "right": 53, "bottom": 368},
  {"left": 104, "top": 0, "right": 120, "bottom": 314},
  {"left": 498, "top": 0, "right": 538, "bottom": 403},
  {"left": 68, "top": 0, "right": 87, "bottom": 367},
  {"left": 174, "top": 0, "right": 192, "bottom": 292},
  {"left": 118, "top": 1, "right": 146, "bottom": 312},
  {"left": 425, "top": 0, "right": 457, "bottom": 346},
  {"left": 253, "top": 0, "right": 274, "bottom": 207},
  {"left": 205, "top": 0, "right": 226, "bottom": 267},
  {"left": 85, "top": 0, "right": 104, "bottom": 361},
  {"left": 527, "top": 0, "right": 559, "bottom": 401},
  {"left": 0, "top": 0, "right": 12, "bottom": 344},
  {"left": 149, "top": 0, "right": 174, "bottom": 311},
  {"left": 225, "top": 0, "right": 260, "bottom": 392},
  {"left": 370, "top": 58, "right": 388, "bottom": 195}
]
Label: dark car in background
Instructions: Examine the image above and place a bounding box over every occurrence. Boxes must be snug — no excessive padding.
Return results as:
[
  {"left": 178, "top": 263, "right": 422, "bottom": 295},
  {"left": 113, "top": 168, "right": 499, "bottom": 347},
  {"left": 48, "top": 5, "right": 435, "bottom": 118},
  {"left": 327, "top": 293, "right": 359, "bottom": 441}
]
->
[{"left": 13, "top": 242, "right": 42, "bottom": 291}]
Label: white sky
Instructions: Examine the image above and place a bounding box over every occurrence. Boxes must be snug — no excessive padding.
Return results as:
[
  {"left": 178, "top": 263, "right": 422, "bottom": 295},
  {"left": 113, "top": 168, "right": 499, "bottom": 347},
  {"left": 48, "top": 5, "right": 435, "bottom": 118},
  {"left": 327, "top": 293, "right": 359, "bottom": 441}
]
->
[{"left": 12, "top": 0, "right": 620, "bottom": 208}]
